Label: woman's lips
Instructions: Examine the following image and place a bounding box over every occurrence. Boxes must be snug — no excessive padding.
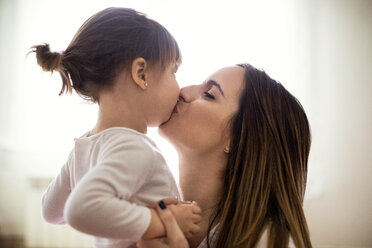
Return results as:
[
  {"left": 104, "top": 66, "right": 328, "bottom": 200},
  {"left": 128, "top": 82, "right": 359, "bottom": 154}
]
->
[
  {"left": 172, "top": 105, "right": 178, "bottom": 114},
  {"left": 172, "top": 100, "right": 180, "bottom": 114},
  {"left": 161, "top": 102, "right": 179, "bottom": 126}
]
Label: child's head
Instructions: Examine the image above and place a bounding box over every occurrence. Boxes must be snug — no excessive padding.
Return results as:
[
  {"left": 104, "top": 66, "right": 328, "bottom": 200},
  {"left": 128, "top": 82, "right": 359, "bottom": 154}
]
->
[{"left": 32, "top": 7, "right": 181, "bottom": 105}]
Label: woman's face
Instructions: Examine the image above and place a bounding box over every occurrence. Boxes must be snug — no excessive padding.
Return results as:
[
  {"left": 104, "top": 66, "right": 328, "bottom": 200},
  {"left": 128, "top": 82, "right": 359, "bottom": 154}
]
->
[{"left": 159, "top": 66, "right": 245, "bottom": 153}]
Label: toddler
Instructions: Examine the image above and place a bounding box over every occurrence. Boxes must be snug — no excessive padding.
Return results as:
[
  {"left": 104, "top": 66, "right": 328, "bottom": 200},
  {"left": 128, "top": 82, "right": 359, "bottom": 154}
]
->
[{"left": 32, "top": 7, "right": 201, "bottom": 248}]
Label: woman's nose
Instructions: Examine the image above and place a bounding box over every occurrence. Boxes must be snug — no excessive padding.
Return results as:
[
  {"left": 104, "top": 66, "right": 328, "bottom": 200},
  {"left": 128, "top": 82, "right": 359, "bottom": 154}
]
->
[{"left": 179, "top": 85, "right": 199, "bottom": 103}]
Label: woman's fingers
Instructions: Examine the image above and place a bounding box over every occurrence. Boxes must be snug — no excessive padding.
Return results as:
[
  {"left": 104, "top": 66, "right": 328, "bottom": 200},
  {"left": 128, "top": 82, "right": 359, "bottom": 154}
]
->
[
  {"left": 191, "top": 201, "right": 202, "bottom": 214},
  {"left": 138, "top": 200, "right": 197, "bottom": 248},
  {"left": 193, "top": 213, "right": 202, "bottom": 223},
  {"left": 147, "top": 198, "right": 179, "bottom": 209},
  {"left": 162, "top": 198, "right": 180, "bottom": 205},
  {"left": 191, "top": 223, "right": 201, "bottom": 234},
  {"left": 137, "top": 238, "right": 167, "bottom": 248},
  {"left": 156, "top": 200, "right": 189, "bottom": 248},
  {"left": 183, "top": 223, "right": 201, "bottom": 239}
]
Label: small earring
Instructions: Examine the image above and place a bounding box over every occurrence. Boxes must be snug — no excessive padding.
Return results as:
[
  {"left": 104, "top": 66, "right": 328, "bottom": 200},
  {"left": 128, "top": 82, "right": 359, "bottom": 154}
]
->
[
  {"left": 144, "top": 82, "right": 148, "bottom": 87},
  {"left": 224, "top": 146, "right": 230, "bottom": 153}
]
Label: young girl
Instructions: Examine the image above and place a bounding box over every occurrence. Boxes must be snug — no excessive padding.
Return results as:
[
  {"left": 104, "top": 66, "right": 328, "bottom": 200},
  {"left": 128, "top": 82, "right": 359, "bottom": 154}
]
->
[{"left": 32, "top": 7, "right": 201, "bottom": 248}]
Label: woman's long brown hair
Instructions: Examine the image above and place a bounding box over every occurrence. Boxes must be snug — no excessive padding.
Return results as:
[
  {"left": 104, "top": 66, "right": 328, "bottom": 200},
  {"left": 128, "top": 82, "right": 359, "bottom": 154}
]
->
[{"left": 208, "top": 64, "right": 312, "bottom": 247}]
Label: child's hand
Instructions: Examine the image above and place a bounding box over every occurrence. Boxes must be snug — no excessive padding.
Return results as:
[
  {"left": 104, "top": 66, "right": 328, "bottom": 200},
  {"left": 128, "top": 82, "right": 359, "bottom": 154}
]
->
[{"left": 166, "top": 201, "right": 201, "bottom": 238}]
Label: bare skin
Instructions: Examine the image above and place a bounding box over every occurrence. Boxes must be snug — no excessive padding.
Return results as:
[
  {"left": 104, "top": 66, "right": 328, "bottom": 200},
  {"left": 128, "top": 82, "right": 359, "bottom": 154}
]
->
[{"left": 151, "top": 66, "right": 245, "bottom": 247}]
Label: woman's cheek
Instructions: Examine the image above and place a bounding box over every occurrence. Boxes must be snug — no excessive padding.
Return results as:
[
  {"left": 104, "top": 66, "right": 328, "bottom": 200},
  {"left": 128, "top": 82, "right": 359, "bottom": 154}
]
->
[{"left": 186, "top": 113, "right": 224, "bottom": 148}]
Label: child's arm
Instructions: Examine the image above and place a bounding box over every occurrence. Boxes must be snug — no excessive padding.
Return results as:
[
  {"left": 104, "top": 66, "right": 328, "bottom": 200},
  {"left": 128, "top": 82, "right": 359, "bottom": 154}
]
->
[
  {"left": 141, "top": 208, "right": 167, "bottom": 239},
  {"left": 42, "top": 152, "right": 72, "bottom": 224},
  {"left": 141, "top": 201, "right": 201, "bottom": 239},
  {"left": 64, "top": 135, "right": 169, "bottom": 241},
  {"left": 137, "top": 201, "right": 190, "bottom": 248}
]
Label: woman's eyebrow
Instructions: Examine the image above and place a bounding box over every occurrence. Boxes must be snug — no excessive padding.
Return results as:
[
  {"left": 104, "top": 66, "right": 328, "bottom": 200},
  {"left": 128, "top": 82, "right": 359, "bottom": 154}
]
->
[{"left": 207, "top": 80, "right": 224, "bottom": 96}]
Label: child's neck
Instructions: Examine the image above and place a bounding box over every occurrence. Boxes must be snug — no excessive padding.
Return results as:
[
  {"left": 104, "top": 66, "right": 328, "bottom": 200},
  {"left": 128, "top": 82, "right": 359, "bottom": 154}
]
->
[{"left": 91, "top": 90, "right": 147, "bottom": 135}]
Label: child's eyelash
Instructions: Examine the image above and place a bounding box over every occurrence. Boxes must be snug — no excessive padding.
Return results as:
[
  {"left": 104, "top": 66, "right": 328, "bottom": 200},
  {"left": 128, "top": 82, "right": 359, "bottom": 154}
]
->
[{"left": 204, "top": 92, "right": 215, "bottom": 100}]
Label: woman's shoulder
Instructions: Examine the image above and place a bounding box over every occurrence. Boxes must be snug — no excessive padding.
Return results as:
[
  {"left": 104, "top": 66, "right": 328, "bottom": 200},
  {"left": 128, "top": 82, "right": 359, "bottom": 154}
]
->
[
  {"left": 197, "top": 224, "right": 219, "bottom": 248},
  {"left": 197, "top": 224, "right": 295, "bottom": 248},
  {"left": 251, "top": 227, "right": 296, "bottom": 248}
]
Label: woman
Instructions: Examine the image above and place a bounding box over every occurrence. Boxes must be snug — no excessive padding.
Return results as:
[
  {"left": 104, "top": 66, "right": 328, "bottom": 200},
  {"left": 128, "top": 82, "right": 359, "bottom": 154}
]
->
[{"left": 140, "top": 63, "right": 312, "bottom": 248}]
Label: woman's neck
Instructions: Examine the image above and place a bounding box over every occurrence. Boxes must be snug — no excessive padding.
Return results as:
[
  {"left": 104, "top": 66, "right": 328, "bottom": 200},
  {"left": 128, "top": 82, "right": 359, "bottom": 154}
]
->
[{"left": 178, "top": 151, "right": 225, "bottom": 248}]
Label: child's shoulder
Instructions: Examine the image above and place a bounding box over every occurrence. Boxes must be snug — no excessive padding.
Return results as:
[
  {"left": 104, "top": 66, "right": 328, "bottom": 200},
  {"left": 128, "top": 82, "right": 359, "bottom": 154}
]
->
[
  {"left": 100, "top": 127, "right": 153, "bottom": 142},
  {"left": 95, "top": 127, "right": 157, "bottom": 152},
  {"left": 95, "top": 127, "right": 164, "bottom": 166}
]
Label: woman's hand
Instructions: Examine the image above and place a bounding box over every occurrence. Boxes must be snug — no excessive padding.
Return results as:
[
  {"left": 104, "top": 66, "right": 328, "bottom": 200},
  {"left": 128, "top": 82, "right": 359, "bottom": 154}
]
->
[
  {"left": 137, "top": 201, "right": 190, "bottom": 248},
  {"left": 147, "top": 198, "right": 201, "bottom": 238},
  {"left": 167, "top": 201, "right": 201, "bottom": 238}
]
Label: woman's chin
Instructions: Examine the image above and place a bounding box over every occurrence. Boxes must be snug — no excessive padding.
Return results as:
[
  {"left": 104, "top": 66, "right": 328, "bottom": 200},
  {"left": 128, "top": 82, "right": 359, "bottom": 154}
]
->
[
  {"left": 159, "top": 109, "right": 181, "bottom": 142},
  {"left": 160, "top": 110, "right": 177, "bottom": 126},
  {"left": 158, "top": 119, "right": 176, "bottom": 140},
  {"left": 158, "top": 120, "right": 170, "bottom": 137}
]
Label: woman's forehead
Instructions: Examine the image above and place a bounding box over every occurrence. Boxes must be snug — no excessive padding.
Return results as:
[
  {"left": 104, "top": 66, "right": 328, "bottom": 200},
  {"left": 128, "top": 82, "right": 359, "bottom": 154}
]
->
[{"left": 208, "top": 66, "right": 245, "bottom": 93}]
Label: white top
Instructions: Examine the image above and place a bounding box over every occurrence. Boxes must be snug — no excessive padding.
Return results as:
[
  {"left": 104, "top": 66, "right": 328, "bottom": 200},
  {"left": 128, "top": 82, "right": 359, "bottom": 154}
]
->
[
  {"left": 42, "top": 127, "right": 180, "bottom": 248},
  {"left": 197, "top": 224, "right": 295, "bottom": 248}
]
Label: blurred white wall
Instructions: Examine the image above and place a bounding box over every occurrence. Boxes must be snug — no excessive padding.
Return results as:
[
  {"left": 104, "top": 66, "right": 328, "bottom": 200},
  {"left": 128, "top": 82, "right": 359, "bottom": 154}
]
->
[
  {"left": 302, "top": 0, "right": 372, "bottom": 247},
  {"left": 0, "top": 0, "right": 371, "bottom": 247}
]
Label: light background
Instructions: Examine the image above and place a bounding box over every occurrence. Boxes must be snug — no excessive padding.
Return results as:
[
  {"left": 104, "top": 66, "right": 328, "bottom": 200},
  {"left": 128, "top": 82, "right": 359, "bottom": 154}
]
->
[{"left": 0, "top": 0, "right": 371, "bottom": 247}]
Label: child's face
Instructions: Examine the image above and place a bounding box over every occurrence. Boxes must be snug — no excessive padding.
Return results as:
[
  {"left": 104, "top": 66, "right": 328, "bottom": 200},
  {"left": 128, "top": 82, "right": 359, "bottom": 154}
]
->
[{"left": 146, "top": 63, "right": 180, "bottom": 127}]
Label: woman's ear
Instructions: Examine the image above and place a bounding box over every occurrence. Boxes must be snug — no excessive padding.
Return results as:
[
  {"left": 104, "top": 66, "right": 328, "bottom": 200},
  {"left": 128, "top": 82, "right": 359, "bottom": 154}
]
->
[
  {"left": 224, "top": 145, "right": 230, "bottom": 154},
  {"left": 131, "top": 57, "right": 148, "bottom": 90}
]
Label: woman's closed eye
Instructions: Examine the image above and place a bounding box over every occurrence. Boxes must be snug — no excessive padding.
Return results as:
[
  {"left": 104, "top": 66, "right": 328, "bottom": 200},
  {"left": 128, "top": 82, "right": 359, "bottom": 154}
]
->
[{"left": 204, "top": 91, "right": 215, "bottom": 100}]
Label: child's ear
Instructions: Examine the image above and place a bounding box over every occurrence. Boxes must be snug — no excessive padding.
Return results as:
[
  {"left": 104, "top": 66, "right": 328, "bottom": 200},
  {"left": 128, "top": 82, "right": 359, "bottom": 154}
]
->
[{"left": 131, "top": 57, "right": 148, "bottom": 90}]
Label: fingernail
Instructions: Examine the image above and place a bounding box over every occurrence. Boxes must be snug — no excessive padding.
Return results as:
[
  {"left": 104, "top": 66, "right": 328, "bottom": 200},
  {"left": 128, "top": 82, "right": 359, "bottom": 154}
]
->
[{"left": 159, "top": 200, "right": 167, "bottom": 210}]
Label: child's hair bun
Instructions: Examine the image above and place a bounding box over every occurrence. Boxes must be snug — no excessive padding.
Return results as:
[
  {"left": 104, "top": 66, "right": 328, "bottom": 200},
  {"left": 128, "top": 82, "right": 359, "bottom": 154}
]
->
[{"left": 32, "top": 43, "right": 63, "bottom": 72}]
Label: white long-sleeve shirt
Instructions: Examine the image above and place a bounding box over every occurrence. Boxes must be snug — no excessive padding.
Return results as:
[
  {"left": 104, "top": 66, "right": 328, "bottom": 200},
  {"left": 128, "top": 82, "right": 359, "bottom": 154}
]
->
[{"left": 42, "top": 127, "right": 180, "bottom": 248}]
